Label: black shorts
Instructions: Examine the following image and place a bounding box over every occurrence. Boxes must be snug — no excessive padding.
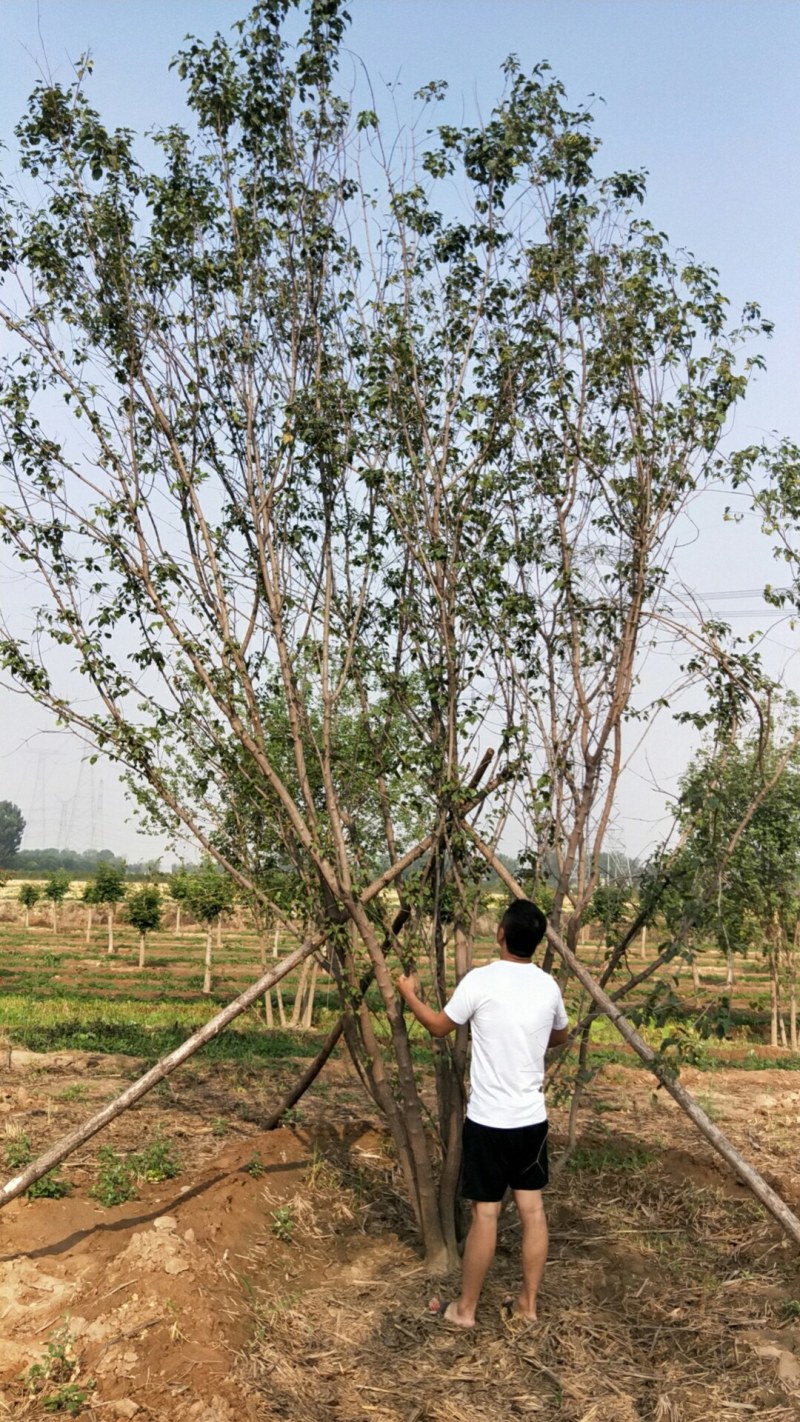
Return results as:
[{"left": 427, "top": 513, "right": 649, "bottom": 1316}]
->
[{"left": 460, "top": 1117, "right": 549, "bottom": 1201}]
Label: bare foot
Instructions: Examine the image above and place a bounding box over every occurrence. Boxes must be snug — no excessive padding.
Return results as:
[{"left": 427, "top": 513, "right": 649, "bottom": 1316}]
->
[
  {"left": 502, "top": 1294, "right": 537, "bottom": 1322},
  {"left": 428, "top": 1297, "right": 476, "bottom": 1328}
]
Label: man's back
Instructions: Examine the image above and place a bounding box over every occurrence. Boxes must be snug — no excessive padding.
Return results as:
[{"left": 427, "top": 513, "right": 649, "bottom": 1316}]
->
[{"left": 446, "top": 960, "right": 567, "bottom": 1128}]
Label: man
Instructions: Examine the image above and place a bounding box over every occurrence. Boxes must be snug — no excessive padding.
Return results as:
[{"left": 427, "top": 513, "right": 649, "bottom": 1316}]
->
[{"left": 396, "top": 898, "right": 569, "bottom": 1328}]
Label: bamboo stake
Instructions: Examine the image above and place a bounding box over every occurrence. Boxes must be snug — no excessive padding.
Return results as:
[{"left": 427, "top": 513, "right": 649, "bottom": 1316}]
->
[
  {"left": 0, "top": 936, "right": 320, "bottom": 1209},
  {"left": 465, "top": 825, "right": 800, "bottom": 1249}
]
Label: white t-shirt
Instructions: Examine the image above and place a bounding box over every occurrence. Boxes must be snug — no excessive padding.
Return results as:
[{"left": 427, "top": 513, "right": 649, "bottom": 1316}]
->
[{"left": 445, "top": 960, "right": 568, "bottom": 1128}]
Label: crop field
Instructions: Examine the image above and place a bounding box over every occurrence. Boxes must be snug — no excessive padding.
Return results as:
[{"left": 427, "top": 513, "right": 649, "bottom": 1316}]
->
[{"left": 0, "top": 907, "right": 799, "bottom": 1420}]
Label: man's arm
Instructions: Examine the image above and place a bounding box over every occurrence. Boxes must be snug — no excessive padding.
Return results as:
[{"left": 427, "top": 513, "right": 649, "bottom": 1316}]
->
[
  {"left": 547, "top": 1025, "right": 570, "bottom": 1049},
  {"left": 396, "top": 973, "right": 457, "bottom": 1038}
]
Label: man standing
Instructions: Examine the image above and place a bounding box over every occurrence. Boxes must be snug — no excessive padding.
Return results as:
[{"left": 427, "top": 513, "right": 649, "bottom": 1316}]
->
[{"left": 396, "top": 898, "right": 569, "bottom": 1328}]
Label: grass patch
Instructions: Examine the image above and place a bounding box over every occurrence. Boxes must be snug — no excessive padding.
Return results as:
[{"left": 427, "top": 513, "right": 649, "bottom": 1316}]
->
[
  {"left": 0, "top": 995, "right": 324, "bottom": 1062},
  {"left": 566, "top": 1138, "right": 654, "bottom": 1173}
]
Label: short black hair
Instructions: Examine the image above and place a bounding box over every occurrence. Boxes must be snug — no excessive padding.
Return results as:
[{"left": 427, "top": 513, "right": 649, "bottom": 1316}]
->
[{"left": 500, "top": 899, "right": 547, "bottom": 959}]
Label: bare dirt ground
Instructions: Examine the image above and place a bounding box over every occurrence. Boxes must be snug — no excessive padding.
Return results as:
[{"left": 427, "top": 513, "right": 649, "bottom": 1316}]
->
[{"left": 1, "top": 1048, "right": 799, "bottom": 1422}]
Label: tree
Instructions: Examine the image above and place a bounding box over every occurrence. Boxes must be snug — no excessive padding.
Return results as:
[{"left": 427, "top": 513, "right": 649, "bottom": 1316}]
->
[
  {"left": 125, "top": 885, "right": 163, "bottom": 968},
  {"left": 41, "top": 870, "right": 71, "bottom": 934},
  {"left": 0, "top": 1, "right": 781, "bottom": 1268},
  {"left": 587, "top": 884, "right": 633, "bottom": 951},
  {"left": 18, "top": 881, "right": 40, "bottom": 929},
  {"left": 0, "top": 802, "right": 25, "bottom": 867},
  {"left": 675, "top": 733, "right": 800, "bottom": 1050},
  {"left": 185, "top": 863, "right": 235, "bottom": 995},
  {"left": 82, "top": 880, "right": 100, "bottom": 945},
  {"left": 167, "top": 869, "right": 192, "bottom": 934},
  {"left": 90, "top": 863, "right": 127, "bottom": 956}
]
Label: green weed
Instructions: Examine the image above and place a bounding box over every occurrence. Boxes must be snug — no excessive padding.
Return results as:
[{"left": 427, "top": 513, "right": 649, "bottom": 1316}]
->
[
  {"left": 270, "top": 1206, "right": 294, "bottom": 1242},
  {"left": 90, "top": 1130, "right": 182, "bottom": 1206},
  {"left": 3, "top": 1132, "right": 71, "bottom": 1197},
  {"left": 243, "top": 1153, "right": 265, "bottom": 1179},
  {"left": 28, "top": 1169, "right": 71, "bottom": 1200},
  {"left": 4, "top": 1132, "right": 32, "bottom": 1170},
  {"left": 89, "top": 1146, "right": 137, "bottom": 1207},
  {"left": 25, "top": 1323, "right": 94, "bottom": 1416},
  {"left": 135, "top": 1130, "right": 181, "bottom": 1183}
]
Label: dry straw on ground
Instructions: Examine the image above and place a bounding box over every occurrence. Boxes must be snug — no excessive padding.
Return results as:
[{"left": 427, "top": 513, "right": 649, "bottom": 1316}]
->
[{"left": 232, "top": 1132, "right": 800, "bottom": 1422}]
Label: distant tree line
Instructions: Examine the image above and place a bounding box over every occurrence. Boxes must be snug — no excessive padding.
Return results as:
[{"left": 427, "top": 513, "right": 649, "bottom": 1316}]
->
[{"left": 10, "top": 847, "right": 159, "bottom": 876}]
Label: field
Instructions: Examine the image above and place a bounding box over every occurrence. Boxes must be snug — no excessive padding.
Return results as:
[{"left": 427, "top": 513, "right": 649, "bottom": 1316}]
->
[{"left": 0, "top": 903, "right": 799, "bottom": 1421}]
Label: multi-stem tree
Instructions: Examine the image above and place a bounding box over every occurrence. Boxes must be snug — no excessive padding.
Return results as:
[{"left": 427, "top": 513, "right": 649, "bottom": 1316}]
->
[{"left": 0, "top": 0, "right": 782, "bottom": 1266}]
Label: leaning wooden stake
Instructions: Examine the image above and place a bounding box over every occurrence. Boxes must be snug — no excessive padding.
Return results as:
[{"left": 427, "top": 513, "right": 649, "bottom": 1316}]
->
[
  {"left": 0, "top": 935, "right": 320, "bottom": 1209},
  {"left": 466, "top": 826, "right": 800, "bottom": 1249},
  {"left": 0, "top": 825, "right": 444, "bottom": 1209}
]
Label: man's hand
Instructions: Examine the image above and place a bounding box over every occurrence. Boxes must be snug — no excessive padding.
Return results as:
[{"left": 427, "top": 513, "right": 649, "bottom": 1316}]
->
[
  {"left": 396, "top": 970, "right": 421, "bottom": 1003},
  {"left": 396, "top": 970, "right": 455, "bottom": 1039}
]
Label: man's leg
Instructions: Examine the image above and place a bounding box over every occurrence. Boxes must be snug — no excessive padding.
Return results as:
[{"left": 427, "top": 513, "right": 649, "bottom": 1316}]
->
[
  {"left": 439, "top": 1199, "right": 502, "bottom": 1328},
  {"left": 511, "top": 1189, "right": 548, "bottom": 1321}
]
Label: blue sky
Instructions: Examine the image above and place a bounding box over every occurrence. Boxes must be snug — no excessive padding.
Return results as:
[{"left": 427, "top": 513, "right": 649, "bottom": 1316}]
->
[{"left": 1, "top": 1, "right": 799, "bottom": 859}]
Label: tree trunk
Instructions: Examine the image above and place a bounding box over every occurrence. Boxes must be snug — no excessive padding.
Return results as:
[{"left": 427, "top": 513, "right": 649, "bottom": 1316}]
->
[
  {"left": 302, "top": 962, "right": 318, "bottom": 1029},
  {"left": 726, "top": 947, "right": 735, "bottom": 988},
  {"left": 272, "top": 926, "right": 286, "bottom": 1021},
  {"left": 691, "top": 953, "right": 701, "bottom": 991},
  {"left": 291, "top": 958, "right": 312, "bottom": 1027},
  {"left": 640, "top": 924, "right": 647, "bottom": 960},
  {"left": 770, "top": 945, "right": 779, "bottom": 1050},
  {"left": 175, "top": 903, "right": 182, "bottom": 934},
  {"left": 467, "top": 828, "right": 800, "bottom": 1249},
  {"left": 138, "top": 932, "right": 146, "bottom": 970},
  {"left": 276, "top": 988, "right": 287, "bottom": 1025},
  {"left": 203, "top": 923, "right": 213, "bottom": 995},
  {"left": 790, "top": 920, "right": 799, "bottom": 1054},
  {"left": 107, "top": 906, "right": 114, "bottom": 956},
  {"left": 0, "top": 936, "right": 321, "bottom": 1208},
  {"left": 24, "top": 907, "right": 29, "bottom": 931},
  {"left": 257, "top": 934, "right": 274, "bottom": 1026},
  {"left": 86, "top": 904, "right": 93, "bottom": 945},
  {"left": 216, "top": 916, "right": 222, "bottom": 952},
  {"left": 52, "top": 900, "right": 57, "bottom": 934}
]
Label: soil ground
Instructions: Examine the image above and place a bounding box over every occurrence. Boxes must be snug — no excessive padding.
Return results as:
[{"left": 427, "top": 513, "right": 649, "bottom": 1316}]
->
[{"left": 1, "top": 1045, "right": 799, "bottom": 1422}]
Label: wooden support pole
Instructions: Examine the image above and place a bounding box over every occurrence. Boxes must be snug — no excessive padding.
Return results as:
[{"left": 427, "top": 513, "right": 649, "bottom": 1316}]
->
[
  {"left": 0, "top": 821, "right": 441, "bottom": 1210},
  {"left": 0, "top": 935, "right": 320, "bottom": 1209}
]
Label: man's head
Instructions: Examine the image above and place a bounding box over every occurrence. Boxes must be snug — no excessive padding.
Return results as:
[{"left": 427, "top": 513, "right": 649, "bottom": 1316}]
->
[{"left": 498, "top": 898, "right": 547, "bottom": 960}]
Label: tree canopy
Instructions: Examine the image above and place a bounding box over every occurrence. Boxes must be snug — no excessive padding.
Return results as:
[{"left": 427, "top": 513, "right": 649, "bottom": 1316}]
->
[{"left": 0, "top": 0, "right": 783, "bottom": 1268}]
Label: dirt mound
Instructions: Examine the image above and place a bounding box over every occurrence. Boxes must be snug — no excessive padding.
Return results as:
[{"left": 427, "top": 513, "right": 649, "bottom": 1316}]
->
[{"left": 0, "top": 1128, "right": 311, "bottom": 1420}]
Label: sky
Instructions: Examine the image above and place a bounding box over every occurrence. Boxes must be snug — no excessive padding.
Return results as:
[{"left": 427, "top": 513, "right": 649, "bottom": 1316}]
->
[{"left": 1, "top": 0, "right": 799, "bottom": 862}]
